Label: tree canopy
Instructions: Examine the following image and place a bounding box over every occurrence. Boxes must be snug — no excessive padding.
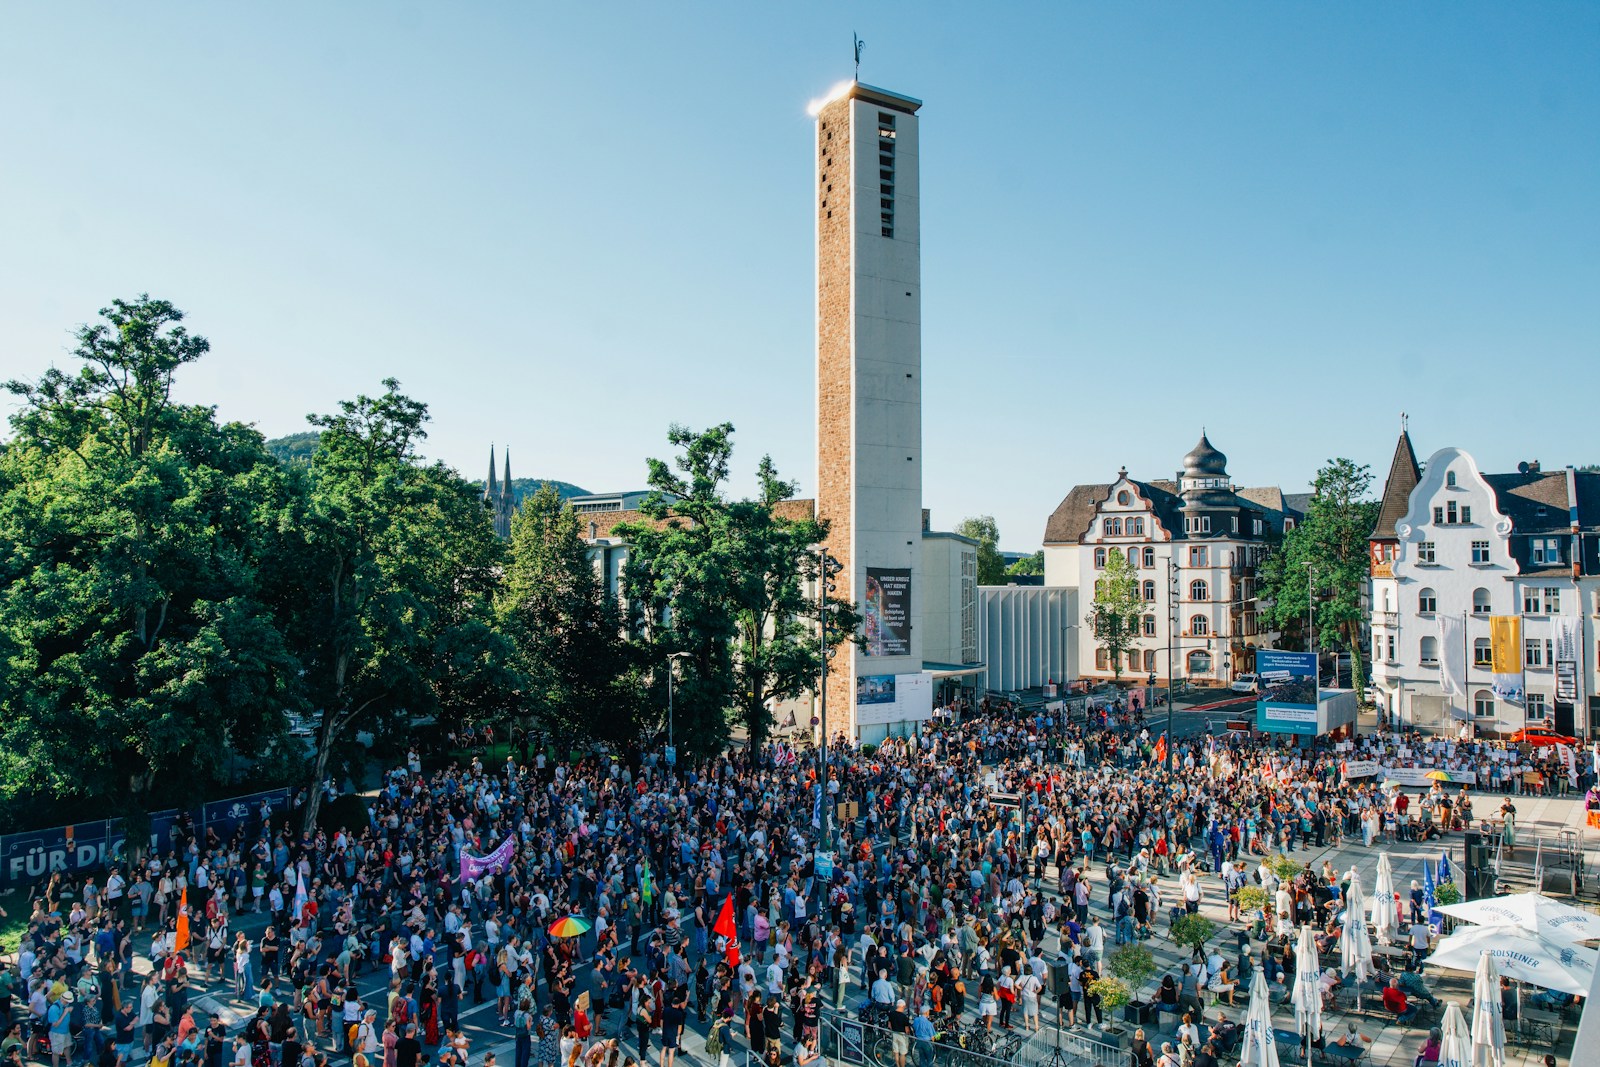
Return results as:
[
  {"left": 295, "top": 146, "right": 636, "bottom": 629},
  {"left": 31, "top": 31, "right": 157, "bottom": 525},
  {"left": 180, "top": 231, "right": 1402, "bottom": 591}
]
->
[{"left": 955, "top": 515, "right": 1007, "bottom": 586}]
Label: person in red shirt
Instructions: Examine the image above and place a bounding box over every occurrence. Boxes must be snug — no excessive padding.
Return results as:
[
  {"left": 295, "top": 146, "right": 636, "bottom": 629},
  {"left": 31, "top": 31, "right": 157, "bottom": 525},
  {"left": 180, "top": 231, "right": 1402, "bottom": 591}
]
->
[{"left": 1381, "top": 979, "right": 1420, "bottom": 1024}]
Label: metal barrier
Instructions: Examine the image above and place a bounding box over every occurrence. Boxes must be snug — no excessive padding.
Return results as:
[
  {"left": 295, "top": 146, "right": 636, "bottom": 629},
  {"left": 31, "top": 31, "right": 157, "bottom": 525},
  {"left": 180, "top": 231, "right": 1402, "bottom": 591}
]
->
[{"left": 819, "top": 1011, "right": 1123, "bottom": 1067}]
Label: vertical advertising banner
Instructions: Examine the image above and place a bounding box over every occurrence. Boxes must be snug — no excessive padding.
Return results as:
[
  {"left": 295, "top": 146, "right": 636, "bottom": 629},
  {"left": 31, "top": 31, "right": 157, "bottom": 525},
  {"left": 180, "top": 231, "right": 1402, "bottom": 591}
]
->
[
  {"left": 863, "top": 567, "right": 911, "bottom": 657},
  {"left": 1255, "top": 649, "right": 1319, "bottom": 735},
  {"left": 1554, "top": 616, "right": 1581, "bottom": 705},
  {"left": 1490, "top": 615, "right": 1524, "bottom": 704}
]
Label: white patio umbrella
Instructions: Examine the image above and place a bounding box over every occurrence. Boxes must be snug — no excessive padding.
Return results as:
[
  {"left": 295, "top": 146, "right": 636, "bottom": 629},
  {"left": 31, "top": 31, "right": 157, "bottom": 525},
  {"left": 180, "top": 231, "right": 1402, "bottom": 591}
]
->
[
  {"left": 1340, "top": 872, "right": 1374, "bottom": 1003},
  {"left": 1291, "top": 925, "right": 1322, "bottom": 1062},
  {"left": 1471, "top": 951, "right": 1505, "bottom": 1067},
  {"left": 1371, "top": 853, "right": 1398, "bottom": 945},
  {"left": 1428, "top": 923, "right": 1596, "bottom": 996},
  {"left": 1438, "top": 1002, "right": 1471, "bottom": 1067},
  {"left": 1436, "top": 890, "right": 1600, "bottom": 945},
  {"left": 1239, "top": 969, "right": 1280, "bottom": 1067}
]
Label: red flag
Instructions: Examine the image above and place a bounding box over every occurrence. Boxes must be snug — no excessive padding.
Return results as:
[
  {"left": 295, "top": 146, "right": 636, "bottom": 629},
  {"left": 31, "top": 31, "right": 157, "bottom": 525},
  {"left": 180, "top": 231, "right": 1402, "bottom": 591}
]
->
[
  {"left": 713, "top": 893, "right": 740, "bottom": 966},
  {"left": 1152, "top": 733, "right": 1168, "bottom": 766},
  {"left": 712, "top": 893, "right": 737, "bottom": 940}
]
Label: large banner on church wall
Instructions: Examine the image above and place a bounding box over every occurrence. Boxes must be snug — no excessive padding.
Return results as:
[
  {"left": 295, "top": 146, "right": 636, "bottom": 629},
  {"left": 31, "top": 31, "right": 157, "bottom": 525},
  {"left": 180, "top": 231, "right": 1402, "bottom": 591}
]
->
[{"left": 864, "top": 567, "right": 911, "bottom": 657}]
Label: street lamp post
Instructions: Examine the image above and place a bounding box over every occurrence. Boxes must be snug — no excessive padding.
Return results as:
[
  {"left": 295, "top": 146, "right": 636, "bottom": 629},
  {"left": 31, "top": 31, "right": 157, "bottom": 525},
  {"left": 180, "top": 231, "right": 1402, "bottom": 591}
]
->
[
  {"left": 1167, "top": 558, "right": 1179, "bottom": 770},
  {"left": 817, "top": 550, "right": 843, "bottom": 850},
  {"left": 1304, "top": 561, "right": 1316, "bottom": 680},
  {"left": 666, "top": 651, "right": 689, "bottom": 756}
]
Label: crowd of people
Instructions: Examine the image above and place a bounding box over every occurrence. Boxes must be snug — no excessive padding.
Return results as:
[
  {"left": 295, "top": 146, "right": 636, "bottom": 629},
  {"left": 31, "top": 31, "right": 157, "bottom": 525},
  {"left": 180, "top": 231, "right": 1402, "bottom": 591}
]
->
[{"left": 1, "top": 692, "right": 1589, "bottom": 1067}]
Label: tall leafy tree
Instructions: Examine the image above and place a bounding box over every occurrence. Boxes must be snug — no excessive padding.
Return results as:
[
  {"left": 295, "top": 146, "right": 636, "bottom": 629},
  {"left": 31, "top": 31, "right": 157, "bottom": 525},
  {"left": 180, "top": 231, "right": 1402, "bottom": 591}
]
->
[
  {"left": 955, "top": 515, "right": 1007, "bottom": 586},
  {"left": 1257, "top": 458, "right": 1379, "bottom": 686},
  {"left": 619, "top": 424, "right": 855, "bottom": 756},
  {"left": 1006, "top": 551, "right": 1045, "bottom": 577},
  {"left": 498, "top": 484, "right": 641, "bottom": 747},
  {"left": 1087, "top": 547, "right": 1142, "bottom": 681},
  {"left": 0, "top": 296, "right": 299, "bottom": 826},
  {"left": 278, "top": 379, "right": 508, "bottom": 831}
]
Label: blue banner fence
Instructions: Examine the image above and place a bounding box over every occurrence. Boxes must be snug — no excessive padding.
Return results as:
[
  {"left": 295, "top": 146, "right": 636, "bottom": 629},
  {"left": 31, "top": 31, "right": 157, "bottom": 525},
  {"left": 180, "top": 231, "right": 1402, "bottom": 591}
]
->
[{"left": 0, "top": 788, "right": 292, "bottom": 886}]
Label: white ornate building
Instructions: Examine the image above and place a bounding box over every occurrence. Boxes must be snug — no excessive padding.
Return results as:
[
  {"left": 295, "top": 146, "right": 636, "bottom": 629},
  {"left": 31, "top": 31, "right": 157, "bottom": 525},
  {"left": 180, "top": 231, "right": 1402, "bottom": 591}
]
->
[
  {"left": 1368, "top": 431, "right": 1600, "bottom": 737},
  {"left": 1041, "top": 434, "right": 1303, "bottom": 686}
]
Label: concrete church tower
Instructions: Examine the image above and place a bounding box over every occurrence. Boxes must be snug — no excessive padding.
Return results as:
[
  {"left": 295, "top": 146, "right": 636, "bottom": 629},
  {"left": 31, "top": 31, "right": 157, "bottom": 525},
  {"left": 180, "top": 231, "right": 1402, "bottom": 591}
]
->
[{"left": 814, "top": 82, "right": 924, "bottom": 737}]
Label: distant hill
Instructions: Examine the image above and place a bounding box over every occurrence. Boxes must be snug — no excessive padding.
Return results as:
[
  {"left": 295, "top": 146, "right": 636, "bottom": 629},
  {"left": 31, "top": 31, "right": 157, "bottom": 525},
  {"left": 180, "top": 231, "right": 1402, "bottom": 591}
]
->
[
  {"left": 475, "top": 478, "right": 591, "bottom": 504},
  {"left": 265, "top": 432, "right": 319, "bottom": 465},
  {"left": 267, "top": 435, "right": 588, "bottom": 502}
]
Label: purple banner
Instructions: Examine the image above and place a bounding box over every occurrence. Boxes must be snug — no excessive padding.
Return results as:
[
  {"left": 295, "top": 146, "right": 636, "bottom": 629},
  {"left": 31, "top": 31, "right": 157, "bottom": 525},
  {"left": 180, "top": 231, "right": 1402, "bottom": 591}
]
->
[{"left": 459, "top": 837, "right": 515, "bottom": 881}]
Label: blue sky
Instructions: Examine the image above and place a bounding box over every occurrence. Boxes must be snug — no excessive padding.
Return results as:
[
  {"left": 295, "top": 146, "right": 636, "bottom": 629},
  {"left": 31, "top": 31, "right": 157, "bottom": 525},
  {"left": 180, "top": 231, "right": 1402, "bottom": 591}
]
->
[{"left": 3, "top": 3, "right": 1596, "bottom": 549}]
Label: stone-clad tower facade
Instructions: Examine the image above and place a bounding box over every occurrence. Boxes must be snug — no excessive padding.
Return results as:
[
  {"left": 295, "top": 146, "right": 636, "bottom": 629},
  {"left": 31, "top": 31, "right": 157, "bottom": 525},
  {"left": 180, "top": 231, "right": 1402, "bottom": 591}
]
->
[{"left": 814, "top": 82, "right": 924, "bottom": 737}]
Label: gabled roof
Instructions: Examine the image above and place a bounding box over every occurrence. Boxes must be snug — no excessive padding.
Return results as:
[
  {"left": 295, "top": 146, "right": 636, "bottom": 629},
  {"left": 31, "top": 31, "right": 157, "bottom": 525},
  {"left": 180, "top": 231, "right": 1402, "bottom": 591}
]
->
[{"left": 1371, "top": 431, "right": 1421, "bottom": 540}]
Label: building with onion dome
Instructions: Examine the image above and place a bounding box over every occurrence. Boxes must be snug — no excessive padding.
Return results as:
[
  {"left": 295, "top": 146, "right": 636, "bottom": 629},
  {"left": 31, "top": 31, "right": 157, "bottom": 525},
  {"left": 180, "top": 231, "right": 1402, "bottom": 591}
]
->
[{"left": 1039, "top": 432, "right": 1307, "bottom": 687}]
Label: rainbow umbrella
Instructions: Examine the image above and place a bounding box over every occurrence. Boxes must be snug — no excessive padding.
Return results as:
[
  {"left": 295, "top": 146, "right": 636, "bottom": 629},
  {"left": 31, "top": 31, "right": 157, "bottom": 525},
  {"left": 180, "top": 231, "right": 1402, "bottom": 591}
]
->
[
  {"left": 1425, "top": 770, "right": 1455, "bottom": 782},
  {"left": 548, "top": 916, "right": 593, "bottom": 939}
]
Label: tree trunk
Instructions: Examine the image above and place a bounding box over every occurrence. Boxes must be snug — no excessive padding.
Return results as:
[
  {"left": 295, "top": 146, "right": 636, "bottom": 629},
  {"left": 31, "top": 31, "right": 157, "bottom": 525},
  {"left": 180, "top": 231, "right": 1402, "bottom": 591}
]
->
[{"left": 301, "top": 718, "right": 337, "bottom": 835}]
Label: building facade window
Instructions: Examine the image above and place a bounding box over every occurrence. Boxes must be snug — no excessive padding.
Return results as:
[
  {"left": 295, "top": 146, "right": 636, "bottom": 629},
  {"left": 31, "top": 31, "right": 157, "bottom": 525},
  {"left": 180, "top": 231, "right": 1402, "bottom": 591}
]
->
[
  {"left": 1117, "top": 490, "right": 1130, "bottom": 505},
  {"left": 1531, "top": 537, "right": 1562, "bottom": 565},
  {"left": 1095, "top": 648, "right": 1108, "bottom": 670},
  {"left": 1188, "top": 650, "right": 1211, "bottom": 673},
  {"left": 1144, "top": 649, "right": 1157, "bottom": 672},
  {"left": 1418, "top": 588, "right": 1437, "bottom": 614},
  {"left": 1545, "top": 587, "right": 1561, "bottom": 613},
  {"left": 1525, "top": 639, "right": 1545, "bottom": 667},
  {"left": 1190, "top": 615, "right": 1209, "bottom": 636},
  {"left": 1526, "top": 693, "right": 1548, "bottom": 720},
  {"left": 1473, "top": 690, "right": 1494, "bottom": 717},
  {"left": 1190, "top": 579, "right": 1209, "bottom": 601},
  {"left": 1142, "top": 580, "right": 1157, "bottom": 601},
  {"left": 1473, "top": 638, "right": 1491, "bottom": 667},
  {"left": 1128, "top": 518, "right": 1144, "bottom": 536},
  {"left": 1143, "top": 614, "right": 1156, "bottom": 636},
  {"left": 1127, "top": 650, "right": 1141, "bottom": 672},
  {"left": 1104, "top": 518, "right": 1122, "bottom": 536},
  {"left": 1420, "top": 636, "right": 1438, "bottom": 664},
  {"left": 1143, "top": 547, "right": 1155, "bottom": 568},
  {"left": 1417, "top": 541, "right": 1436, "bottom": 563},
  {"left": 1473, "top": 588, "right": 1491, "bottom": 615},
  {"left": 1446, "top": 471, "right": 1457, "bottom": 487},
  {"left": 1094, "top": 547, "right": 1107, "bottom": 568},
  {"left": 1189, "top": 547, "right": 1207, "bottom": 567},
  {"left": 1471, "top": 541, "right": 1490, "bottom": 564}
]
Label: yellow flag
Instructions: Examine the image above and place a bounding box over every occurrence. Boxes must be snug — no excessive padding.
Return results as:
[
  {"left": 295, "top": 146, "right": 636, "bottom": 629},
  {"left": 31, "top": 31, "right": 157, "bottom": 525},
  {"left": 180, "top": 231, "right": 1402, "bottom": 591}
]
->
[{"left": 1490, "top": 615, "right": 1522, "bottom": 673}]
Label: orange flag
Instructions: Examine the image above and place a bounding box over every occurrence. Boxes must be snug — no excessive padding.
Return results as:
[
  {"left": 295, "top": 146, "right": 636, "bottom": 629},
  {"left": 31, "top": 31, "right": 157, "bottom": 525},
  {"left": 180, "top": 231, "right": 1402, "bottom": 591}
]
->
[{"left": 174, "top": 887, "right": 190, "bottom": 952}]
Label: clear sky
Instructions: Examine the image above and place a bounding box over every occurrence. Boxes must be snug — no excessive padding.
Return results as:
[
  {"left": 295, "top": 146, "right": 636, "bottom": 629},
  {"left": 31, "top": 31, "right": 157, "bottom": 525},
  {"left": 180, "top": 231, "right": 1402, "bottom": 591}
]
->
[{"left": 3, "top": 3, "right": 1596, "bottom": 550}]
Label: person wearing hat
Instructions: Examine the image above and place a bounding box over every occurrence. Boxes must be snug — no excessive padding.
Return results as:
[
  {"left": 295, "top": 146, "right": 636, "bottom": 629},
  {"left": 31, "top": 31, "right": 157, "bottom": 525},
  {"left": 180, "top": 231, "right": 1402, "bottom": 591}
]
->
[
  {"left": 886, "top": 999, "right": 911, "bottom": 1067},
  {"left": 46, "top": 989, "right": 73, "bottom": 1067}
]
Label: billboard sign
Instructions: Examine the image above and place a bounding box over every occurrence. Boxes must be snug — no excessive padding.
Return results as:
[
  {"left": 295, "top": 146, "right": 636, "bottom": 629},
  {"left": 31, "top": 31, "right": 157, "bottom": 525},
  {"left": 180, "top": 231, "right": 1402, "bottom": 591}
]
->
[
  {"left": 863, "top": 567, "right": 911, "bottom": 657},
  {"left": 856, "top": 674, "right": 896, "bottom": 706},
  {"left": 1256, "top": 649, "right": 1318, "bottom": 736}
]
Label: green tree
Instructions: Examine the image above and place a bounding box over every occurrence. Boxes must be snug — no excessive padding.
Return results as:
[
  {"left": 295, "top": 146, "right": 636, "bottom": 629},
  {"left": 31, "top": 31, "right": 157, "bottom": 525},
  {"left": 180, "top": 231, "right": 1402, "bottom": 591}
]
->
[
  {"left": 1005, "top": 550, "right": 1044, "bottom": 577},
  {"left": 1087, "top": 547, "right": 1142, "bottom": 681},
  {"left": 498, "top": 484, "right": 641, "bottom": 747},
  {"left": 280, "top": 379, "right": 509, "bottom": 831},
  {"left": 264, "top": 431, "right": 320, "bottom": 466},
  {"left": 1257, "top": 458, "right": 1379, "bottom": 688},
  {"left": 0, "top": 296, "right": 300, "bottom": 827},
  {"left": 955, "top": 515, "right": 1006, "bottom": 585},
  {"left": 619, "top": 424, "right": 856, "bottom": 756}
]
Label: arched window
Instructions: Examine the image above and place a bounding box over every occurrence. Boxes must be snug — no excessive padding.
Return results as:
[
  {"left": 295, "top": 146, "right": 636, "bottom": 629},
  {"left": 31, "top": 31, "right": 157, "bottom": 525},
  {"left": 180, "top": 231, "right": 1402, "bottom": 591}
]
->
[
  {"left": 1105, "top": 518, "right": 1122, "bottom": 536},
  {"left": 1143, "top": 547, "right": 1155, "bottom": 567},
  {"left": 1094, "top": 547, "right": 1107, "bottom": 568},
  {"left": 1143, "top": 580, "right": 1157, "bottom": 601},
  {"left": 1144, "top": 649, "right": 1156, "bottom": 672},
  {"left": 1472, "top": 588, "right": 1491, "bottom": 615},
  {"left": 1473, "top": 690, "right": 1494, "bottom": 717},
  {"left": 1188, "top": 650, "right": 1212, "bottom": 673},
  {"left": 1128, "top": 518, "right": 1145, "bottom": 536},
  {"left": 1143, "top": 614, "right": 1156, "bottom": 636},
  {"left": 1190, "top": 615, "right": 1209, "bottom": 636},
  {"left": 1418, "top": 588, "right": 1437, "bottom": 614},
  {"left": 1446, "top": 471, "right": 1457, "bottom": 487},
  {"left": 1190, "top": 579, "right": 1209, "bottom": 601},
  {"left": 1420, "top": 636, "right": 1438, "bottom": 664},
  {"left": 1095, "top": 648, "right": 1109, "bottom": 670}
]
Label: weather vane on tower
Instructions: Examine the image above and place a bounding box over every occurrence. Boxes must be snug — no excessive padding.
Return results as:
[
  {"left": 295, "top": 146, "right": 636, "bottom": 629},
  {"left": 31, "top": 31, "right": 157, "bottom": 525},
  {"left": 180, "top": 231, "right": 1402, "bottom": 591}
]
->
[{"left": 853, "top": 33, "right": 865, "bottom": 82}]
